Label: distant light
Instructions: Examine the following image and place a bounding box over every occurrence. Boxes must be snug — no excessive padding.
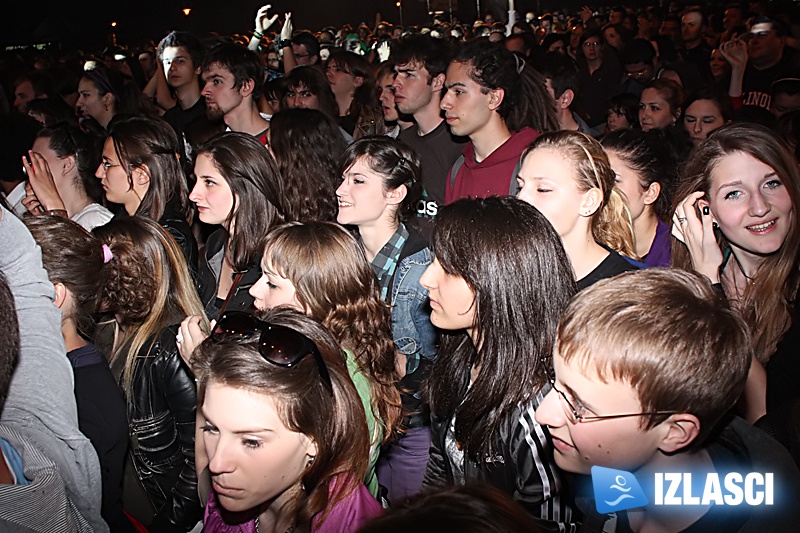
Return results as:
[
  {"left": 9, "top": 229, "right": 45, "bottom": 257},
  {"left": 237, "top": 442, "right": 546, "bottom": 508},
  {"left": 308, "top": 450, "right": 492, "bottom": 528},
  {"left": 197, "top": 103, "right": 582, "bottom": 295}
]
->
[
  {"left": 396, "top": 1, "right": 401, "bottom": 5},
  {"left": 111, "top": 21, "right": 117, "bottom": 27},
  {"left": 183, "top": 8, "right": 191, "bottom": 16}
]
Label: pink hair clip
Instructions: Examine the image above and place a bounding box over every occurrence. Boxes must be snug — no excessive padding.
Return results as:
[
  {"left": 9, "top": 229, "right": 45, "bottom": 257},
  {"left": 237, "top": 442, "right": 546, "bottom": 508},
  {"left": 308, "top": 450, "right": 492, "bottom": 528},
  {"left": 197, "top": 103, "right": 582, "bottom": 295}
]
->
[{"left": 102, "top": 244, "right": 113, "bottom": 264}]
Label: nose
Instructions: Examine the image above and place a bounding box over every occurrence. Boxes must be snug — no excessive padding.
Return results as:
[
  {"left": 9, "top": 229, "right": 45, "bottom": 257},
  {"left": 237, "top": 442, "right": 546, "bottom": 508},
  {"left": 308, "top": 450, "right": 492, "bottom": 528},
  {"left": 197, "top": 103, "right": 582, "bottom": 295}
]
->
[
  {"left": 96, "top": 163, "right": 106, "bottom": 179},
  {"left": 749, "top": 190, "right": 770, "bottom": 217},
  {"left": 201, "top": 84, "right": 211, "bottom": 97},
  {"left": 188, "top": 181, "right": 201, "bottom": 203},
  {"left": 440, "top": 90, "right": 453, "bottom": 110},
  {"left": 692, "top": 121, "right": 702, "bottom": 134},
  {"left": 534, "top": 388, "right": 568, "bottom": 428},
  {"left": 335, "top": 180, "right": 347, "bottom": 197},
  {"left": 207, "top": 435, "right": 235, "bottom": 475},
  {"left": 419, "top": 261, "right": 439, "bottom": 291},
  {"left": 288, "top": 95, "right": 301, "bottom": 108},
  {"left": 249, "top": 274, "right": 267, "bottom": 303}
]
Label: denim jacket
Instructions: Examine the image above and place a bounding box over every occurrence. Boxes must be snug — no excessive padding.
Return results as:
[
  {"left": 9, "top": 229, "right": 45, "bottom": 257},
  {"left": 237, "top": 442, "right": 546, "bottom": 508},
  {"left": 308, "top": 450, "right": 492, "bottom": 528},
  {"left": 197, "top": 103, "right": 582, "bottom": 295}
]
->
[{"left": 390, "top": 246, "right": 437, "bottom": 374}]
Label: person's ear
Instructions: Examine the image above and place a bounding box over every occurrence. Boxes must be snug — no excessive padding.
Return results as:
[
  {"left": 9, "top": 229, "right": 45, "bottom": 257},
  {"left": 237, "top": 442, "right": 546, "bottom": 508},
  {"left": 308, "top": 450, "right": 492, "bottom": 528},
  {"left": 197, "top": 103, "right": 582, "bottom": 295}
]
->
[
  {"left": 579, "top": 187, "right": 603, "bottom": 217},
  {"left": 353, "top": 75, "right": 365, "bottom": 88},
  {"left": 304, "top": 436, "right": 318, "bottom": 459},
  {"left": 131, "top": 164, "right": 151, "bottom": 188},
  {"left": 62, "top": 155, "right": 77, "bottom": 177},
  {"left": 431, "top": 72, "right": 446, "bottom": 92},
  {"left": 385, "top": 184, "right": 408, "bottom": 206},
  {"left": 642, "top": 181, "right": 661, "bottom": 206},
  {"left": 658, "top": 413, "right": 701, "bottom": 453},
  {"left": 673, "top": 107, "right": 682, "bottom": 123},
  {"left": 101, "top": 92, "right": 114, "bottom": 110},
  {"left": 240, "top": 78, "right": 256, "bottom": 98},
  {"left": 488, "top": 88, "right": 505, "bottom": 111},
  {"left": 559, "top": 88, "right": 575, "bottom": 110},
  {"left": 53, "top": 282, "right": 68, "bottom": 310}
]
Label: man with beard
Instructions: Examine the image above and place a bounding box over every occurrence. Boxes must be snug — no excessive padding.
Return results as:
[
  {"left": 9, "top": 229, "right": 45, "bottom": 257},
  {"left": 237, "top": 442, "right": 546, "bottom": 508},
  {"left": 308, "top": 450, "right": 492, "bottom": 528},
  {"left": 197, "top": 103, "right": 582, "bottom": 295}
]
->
[{"left": 201, "top": 42, "right": 270, "bottom": 144}]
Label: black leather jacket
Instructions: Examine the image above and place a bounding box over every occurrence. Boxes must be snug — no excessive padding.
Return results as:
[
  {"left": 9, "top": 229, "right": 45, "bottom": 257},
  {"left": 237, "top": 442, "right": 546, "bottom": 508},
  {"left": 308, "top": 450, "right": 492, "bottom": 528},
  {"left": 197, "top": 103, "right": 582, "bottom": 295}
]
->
[{"left": 127, "top": 325, "right": 201, "bottom": 532}]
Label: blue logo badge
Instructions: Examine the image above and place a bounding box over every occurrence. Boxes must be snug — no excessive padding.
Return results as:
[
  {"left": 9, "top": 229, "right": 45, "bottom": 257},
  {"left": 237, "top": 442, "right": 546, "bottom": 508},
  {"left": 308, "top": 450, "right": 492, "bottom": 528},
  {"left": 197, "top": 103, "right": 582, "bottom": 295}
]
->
[{"left": 591, "top": 466, "right": 649, "bottom": 514}]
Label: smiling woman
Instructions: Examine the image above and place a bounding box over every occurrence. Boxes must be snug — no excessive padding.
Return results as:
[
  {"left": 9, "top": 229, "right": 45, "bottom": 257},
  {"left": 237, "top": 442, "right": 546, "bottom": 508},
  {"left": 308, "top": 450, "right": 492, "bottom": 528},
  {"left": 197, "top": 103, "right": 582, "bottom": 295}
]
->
[
  {"left": 671, "top": 123, "right": 800, "bottom": 462},
  {"left": 193, "top": 308, "right": 382, "bottom": 532}
]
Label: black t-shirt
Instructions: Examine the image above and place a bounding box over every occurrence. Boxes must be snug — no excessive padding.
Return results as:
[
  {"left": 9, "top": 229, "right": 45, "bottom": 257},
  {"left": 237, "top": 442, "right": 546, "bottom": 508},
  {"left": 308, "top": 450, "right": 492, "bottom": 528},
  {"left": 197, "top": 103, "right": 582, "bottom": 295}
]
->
[
  {"left": 741, "top": 53, "right": 800, "bottom": 111},
  {"left": 577, "top": 249, "right": 639, "bottom": 291}
]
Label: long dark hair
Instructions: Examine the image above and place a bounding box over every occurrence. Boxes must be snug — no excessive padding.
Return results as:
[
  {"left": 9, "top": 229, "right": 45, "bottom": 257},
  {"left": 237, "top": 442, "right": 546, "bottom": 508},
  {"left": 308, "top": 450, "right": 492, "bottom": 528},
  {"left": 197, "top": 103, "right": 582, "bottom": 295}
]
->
[
  {"left": 325, "top": 49, "right": 384, "bottom": 138},
  {"left": 196, "top": 132, "right": 286, "bottom": 272},
  {"left": 269, "top": 109, "right": 347, "bottom": 222},
  {"left": 282, "top": 67, "right": 339, "bottom": 121},
  {"left": 107, "top": 116, "right": 191, "bottom": 222},
  {"left": 194, "top": 308, "right": 369, "bottom": 530},
  {"left": 601, "top": 128, "right": 676, "bottom": 221},
  {"left": 426, "top": 197, "right": 577, "bottom": 460}
]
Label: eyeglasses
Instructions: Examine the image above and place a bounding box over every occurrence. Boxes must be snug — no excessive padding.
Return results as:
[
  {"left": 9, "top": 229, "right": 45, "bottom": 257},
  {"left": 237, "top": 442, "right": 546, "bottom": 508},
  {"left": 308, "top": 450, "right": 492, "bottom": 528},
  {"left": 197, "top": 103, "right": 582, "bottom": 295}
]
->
[
  {"left": 583, "top": 41, "right": 602, "bottom": 48},
  {"left": 545, "top": 361, "right": 676, "bottom": 423},
  {"left": 625, "top": 67, "right": 651, "bottom": 77},
  {"left": 100, "top": 160, "right": 121, "bottom": 170},
  {"left": 212, "top": 311, "right": 333, "bottom": 393}
]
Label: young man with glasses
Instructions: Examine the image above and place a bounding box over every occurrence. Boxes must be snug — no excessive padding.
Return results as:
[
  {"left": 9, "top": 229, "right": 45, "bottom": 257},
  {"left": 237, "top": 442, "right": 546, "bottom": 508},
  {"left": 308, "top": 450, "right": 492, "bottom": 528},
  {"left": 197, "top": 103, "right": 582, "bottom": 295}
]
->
[{"left": 535, "top": 269, "right": 800, "bottom": 532}]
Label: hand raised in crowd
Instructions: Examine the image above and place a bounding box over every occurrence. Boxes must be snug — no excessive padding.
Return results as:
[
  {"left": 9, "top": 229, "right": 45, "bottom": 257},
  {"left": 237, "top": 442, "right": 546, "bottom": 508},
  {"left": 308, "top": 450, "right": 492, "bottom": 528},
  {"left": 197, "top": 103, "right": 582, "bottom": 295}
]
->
[
  {"left": 720, "top": 36, "right": 748, "bottom": 71},
  {"left": 22, "top": 182, "right": 44, "bottom": 215},
  {"left": 280, "top": 12, "right": 293, "bottom": 42},
  {"left": 22, "top": 150, "right": 67, "bottom": 213},
  {"left": 377, "top": 41, "right": 391, "bottom": 62},
  {"left": 255, "top": 4, "right": 279, "bottom": 34},
  {"left": 672, "top": 191, "right": 724, "bottom": 284},
  {"left": 579, "top": 6, "right": 593, "bottom": 23},
  {"left": 177, "top": 315, "right": 211, "bottom": 371}
]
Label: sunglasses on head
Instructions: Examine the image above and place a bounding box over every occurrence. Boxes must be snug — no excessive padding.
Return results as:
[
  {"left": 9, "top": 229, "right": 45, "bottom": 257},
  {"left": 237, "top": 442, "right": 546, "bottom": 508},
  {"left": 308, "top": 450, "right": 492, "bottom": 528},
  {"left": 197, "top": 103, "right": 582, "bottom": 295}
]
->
[{"left": 212, "top": 311, "right": 333, "bottom": 393}]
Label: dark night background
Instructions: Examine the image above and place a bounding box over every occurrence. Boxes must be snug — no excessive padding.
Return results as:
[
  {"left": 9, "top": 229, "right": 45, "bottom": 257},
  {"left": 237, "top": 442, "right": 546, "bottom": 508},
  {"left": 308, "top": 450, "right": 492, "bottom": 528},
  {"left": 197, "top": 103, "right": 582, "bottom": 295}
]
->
[{"left": 2, "top": 0, "right": 584, "bottom": 51}]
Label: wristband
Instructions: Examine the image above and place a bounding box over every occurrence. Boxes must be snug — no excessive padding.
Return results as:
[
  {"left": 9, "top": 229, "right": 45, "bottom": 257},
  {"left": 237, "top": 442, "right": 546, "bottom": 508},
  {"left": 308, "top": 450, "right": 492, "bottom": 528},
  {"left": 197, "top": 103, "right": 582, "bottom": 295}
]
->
[
  {"left": 46, "top": 209, "right": 69, "bottom": 218},
  {"left": 253, "top": 30, "right": 263, "bottom": 39},
  {"left": 280, "top": 39, "right": 292, "bottom": 49}
]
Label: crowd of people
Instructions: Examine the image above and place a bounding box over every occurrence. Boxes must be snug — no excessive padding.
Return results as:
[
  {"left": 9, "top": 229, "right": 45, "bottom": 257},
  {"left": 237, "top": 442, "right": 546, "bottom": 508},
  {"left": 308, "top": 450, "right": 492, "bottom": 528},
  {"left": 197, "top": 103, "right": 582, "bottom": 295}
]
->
[{"left": 1, "top": 0, "right": 800, "bottom": 532}]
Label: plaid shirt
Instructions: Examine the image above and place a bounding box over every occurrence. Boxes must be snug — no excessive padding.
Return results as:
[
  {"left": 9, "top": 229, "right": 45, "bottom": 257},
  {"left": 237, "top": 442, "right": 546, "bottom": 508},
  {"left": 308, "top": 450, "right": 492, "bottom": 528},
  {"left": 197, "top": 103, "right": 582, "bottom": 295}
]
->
[{"left": 370, "top": 223, "right": 409, "bottom": 302}]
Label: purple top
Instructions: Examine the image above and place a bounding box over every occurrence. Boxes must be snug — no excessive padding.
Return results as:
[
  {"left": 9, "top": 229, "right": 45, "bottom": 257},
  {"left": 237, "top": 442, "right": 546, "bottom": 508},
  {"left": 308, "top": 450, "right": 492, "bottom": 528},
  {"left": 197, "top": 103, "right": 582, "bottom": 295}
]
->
[
  {"left": 643, "top": 219, "right": 672, "bottom": 267},
  {"left": 203, "top": 477, "right": 382, "bottom": 533}
]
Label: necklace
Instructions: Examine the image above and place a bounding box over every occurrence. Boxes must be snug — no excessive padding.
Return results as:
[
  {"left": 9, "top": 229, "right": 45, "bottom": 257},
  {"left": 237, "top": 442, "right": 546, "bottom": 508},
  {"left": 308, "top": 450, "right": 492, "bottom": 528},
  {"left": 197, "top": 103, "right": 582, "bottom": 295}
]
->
[{"left": 254, "top": 515, "right": 295, "bottom": 533}]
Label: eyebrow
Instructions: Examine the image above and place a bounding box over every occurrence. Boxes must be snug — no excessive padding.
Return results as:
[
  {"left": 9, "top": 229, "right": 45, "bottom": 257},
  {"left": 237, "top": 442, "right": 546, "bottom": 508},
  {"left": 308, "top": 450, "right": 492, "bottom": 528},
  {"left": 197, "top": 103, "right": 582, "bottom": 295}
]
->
[
  {"left": 201, "top": 410, "right": 274, "bottom": 435},
  {"left": 718, "top": 173, "right": 778, "bottom": 190},
  {"left": 446, "top": 81, "right": 467, "bottom": 89},
  {"left": 396, "top": 67, "right": 417, "bottom": 74},
  {"left": 204, "top": 73, "right": 225, "bottom": 82},
  {"left": 561, "top": 381, "right": 599, "bottom": 414}
]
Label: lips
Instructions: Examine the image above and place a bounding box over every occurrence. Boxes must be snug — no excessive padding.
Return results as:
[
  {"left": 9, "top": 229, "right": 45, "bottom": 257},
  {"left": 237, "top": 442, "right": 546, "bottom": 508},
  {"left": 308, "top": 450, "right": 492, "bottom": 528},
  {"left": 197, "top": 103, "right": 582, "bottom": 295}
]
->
[
  {"left": 338, "top": 200, "right": 353, "bottom": 208},
  {"left": 212, "top": 480, "right": 243, "bottom": 497},
  {"left": 550, "top": 433, "right": 575, "bottom": 452},
  {"left": 747, "top": 219, "right": 777, "bottom": 233}
]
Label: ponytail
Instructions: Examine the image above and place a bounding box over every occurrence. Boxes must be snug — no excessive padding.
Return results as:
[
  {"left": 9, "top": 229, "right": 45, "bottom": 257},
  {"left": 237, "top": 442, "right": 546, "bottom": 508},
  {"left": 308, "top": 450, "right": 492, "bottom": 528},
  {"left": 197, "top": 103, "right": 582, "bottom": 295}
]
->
[{"left": 594, "top": 188, "right": 638, "bottom": 259}]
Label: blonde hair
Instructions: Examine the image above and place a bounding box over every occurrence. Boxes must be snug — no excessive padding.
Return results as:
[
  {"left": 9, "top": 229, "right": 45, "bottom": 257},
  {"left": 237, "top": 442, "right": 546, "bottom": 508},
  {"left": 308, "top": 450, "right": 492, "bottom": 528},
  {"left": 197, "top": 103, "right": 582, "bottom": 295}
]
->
[
  {"left": 523, "top": 131, "right": 638, "bottom": 258},
  {"left": 95, "top": 217, "right": 208, "bottom": 395}
]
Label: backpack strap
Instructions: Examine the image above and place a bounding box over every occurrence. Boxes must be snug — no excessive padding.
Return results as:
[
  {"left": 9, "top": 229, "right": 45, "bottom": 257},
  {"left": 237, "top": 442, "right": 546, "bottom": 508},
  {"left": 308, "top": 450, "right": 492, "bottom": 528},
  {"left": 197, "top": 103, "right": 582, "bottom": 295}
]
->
[{"left": 449, "top": 154, "right": 466, "bottom": 188}]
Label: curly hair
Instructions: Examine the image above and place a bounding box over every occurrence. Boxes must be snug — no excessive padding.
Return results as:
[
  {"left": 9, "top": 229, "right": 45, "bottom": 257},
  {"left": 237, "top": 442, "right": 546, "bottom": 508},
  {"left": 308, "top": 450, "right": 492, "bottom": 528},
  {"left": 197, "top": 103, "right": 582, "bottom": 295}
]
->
[
  {"left": 24, "top": 216, "right": 106, "bottom": 338},
  {"left": 269, "top": 109, "right": 347, "bottom": 222},
  {"left": 262, "top": 222, "right": 402, "bottom": 442},
  {"left": 94, "top": 217, "right": 207, "bottom": 395}
]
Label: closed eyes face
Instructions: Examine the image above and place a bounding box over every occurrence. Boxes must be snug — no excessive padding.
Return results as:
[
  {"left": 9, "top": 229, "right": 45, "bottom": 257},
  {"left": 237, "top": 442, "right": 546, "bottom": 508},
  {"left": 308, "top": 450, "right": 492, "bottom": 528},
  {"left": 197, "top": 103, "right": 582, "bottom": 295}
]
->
[
  {"left": 516, "top": 148, "right": 588, "bottom": 241},
  {"left": 708, "top": 151, "right": 793, "bottom": 261},
  {"left": 683, "top": 99, "right": 725, "bottom": 144},
  {"left": 202, "top": 381, "right": 316, "bottom": 513}
]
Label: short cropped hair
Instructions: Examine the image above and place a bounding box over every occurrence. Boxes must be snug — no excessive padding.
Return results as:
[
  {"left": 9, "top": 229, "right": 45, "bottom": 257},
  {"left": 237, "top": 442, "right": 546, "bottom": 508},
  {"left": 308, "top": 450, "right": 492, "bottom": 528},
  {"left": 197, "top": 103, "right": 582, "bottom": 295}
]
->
[
  {"left": 292, "top": 31, "right": 321, "bottom": 59},
  {"left": 201, "top": 42, "right": 264, "bottom": 100},
  {"left": 555, "top": 268, "right": 751, "bottom": 448}
]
